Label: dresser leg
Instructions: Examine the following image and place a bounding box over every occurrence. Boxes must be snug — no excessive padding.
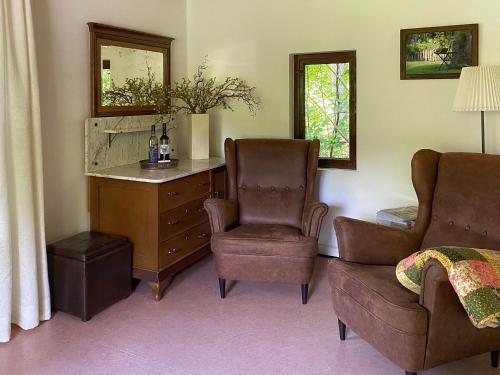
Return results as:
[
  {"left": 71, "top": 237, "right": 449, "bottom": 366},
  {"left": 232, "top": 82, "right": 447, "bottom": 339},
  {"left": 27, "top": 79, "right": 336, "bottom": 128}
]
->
[{"left": 148, "top": 279, "right": 169, "bottom": 301}]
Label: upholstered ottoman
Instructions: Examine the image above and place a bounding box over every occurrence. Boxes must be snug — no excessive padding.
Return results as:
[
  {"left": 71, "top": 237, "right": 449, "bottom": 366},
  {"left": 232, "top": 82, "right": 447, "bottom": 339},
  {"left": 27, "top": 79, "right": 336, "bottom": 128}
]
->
[{"left": 47, "top": 231, "right": 132, "bottom": 321}]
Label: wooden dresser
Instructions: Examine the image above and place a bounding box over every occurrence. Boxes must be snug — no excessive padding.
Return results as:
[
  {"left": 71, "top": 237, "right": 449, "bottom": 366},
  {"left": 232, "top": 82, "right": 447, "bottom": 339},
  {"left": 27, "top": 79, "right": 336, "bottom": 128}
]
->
[{"left": 88, "top": 165, "right": 225, "bottom": 301}]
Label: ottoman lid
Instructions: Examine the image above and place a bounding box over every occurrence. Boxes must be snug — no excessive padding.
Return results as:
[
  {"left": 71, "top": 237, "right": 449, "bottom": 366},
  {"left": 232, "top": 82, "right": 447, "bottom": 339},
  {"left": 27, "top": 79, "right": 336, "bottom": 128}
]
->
[{"left": 47, "top": 231, "right": 130, "bottom": 261}]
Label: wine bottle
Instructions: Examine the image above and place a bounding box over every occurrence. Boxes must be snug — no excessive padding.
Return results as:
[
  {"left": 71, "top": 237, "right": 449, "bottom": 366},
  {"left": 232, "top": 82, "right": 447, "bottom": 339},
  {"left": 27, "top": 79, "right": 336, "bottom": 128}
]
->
[
  {"left": 149, "top": 125, "right": 159, "bottom": 163},
  {"left": 159, "top": 123, "right": 170, "bottom": 161}
]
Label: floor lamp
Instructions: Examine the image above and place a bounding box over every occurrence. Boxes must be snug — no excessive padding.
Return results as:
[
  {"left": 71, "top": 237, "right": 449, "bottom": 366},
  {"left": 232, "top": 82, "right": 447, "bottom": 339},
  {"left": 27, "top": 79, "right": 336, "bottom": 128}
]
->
[{"left": 453, "top": 66, "right": 500, "bottom": 154}]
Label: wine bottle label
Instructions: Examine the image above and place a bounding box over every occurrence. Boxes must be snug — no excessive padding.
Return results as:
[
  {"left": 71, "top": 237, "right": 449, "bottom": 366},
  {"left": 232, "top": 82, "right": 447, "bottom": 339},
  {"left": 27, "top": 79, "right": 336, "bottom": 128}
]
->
[
  {"left": 160, "top": 144, "right": 169, "bottom": 156},
  {"left": 149, "top": 144, "right": 159, "bottom": 163}
]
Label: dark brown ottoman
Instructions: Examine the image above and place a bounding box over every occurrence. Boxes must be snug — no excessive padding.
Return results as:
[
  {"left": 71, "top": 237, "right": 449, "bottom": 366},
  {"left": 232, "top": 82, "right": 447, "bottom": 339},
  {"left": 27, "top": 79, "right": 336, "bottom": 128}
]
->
[{"left": 47, "top": 231, "right": 132, "bottom": 321}]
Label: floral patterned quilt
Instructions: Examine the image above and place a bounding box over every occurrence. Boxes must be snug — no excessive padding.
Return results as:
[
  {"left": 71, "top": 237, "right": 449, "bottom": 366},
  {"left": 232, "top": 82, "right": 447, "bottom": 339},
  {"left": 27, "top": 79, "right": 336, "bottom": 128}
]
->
[{"left": 396, "top": 246, "right": 500, "bottom": 328}]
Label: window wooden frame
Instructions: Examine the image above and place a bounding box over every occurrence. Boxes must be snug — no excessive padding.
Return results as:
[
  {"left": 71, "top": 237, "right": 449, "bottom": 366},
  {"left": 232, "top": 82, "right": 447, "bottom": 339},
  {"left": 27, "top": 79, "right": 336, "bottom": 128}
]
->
[{"left": 293, "top": 51, "right": 357, "bottom": 169}]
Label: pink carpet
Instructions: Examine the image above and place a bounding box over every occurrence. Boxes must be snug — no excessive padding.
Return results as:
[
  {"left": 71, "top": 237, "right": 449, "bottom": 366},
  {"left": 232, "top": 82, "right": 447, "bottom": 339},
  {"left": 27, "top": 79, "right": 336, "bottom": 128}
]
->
[{"left": 0, "top": 256, "right": 493, "bottom": 375}]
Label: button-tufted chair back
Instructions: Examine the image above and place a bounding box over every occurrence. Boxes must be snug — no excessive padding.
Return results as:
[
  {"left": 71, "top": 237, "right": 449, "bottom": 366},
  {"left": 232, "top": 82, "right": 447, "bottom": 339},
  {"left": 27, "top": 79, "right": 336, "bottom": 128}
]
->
[
  {"left": 224, "top": 138, "right": 320, "bottom": 229},
  {"left": 420, "top": 152, "right": 500, "bottom": 251}
]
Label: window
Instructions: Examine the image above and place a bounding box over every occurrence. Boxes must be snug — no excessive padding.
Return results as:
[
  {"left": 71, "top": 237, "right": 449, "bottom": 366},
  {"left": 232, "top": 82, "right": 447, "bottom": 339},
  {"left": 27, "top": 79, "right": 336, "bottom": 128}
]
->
[{"left": 293, "top": 51, "right": 356, "bottom": 169}]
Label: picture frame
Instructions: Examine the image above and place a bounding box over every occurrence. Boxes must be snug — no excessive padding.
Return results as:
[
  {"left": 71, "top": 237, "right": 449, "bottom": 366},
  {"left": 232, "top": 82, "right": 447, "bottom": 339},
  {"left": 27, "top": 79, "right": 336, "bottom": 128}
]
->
[{"left": 400, "top": 24, "right": 478, "bottom": 80}]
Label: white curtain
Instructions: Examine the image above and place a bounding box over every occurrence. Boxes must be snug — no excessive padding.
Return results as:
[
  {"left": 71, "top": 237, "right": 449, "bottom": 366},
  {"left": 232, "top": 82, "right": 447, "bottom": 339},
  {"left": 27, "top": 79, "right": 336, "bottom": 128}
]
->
[{"left": 0, "top": 0, "right": 51, "bottom": 342}]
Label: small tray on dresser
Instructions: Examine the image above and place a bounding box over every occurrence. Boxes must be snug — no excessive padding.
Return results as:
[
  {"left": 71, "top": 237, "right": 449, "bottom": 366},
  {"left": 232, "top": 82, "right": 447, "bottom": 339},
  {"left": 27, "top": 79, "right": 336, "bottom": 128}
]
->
[{"left": 140, "top": 159, "right": 179, "bottom": 170}]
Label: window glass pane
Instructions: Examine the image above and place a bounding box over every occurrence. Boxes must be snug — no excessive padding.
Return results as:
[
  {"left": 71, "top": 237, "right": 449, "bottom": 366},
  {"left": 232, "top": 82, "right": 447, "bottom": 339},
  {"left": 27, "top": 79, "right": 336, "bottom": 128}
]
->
[{"left": 304, "top": 63, "right": 350, "bottom": 159}]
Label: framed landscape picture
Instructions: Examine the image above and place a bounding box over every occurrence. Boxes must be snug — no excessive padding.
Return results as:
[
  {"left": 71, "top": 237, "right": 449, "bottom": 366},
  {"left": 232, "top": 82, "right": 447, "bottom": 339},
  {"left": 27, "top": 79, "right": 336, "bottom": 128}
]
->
[{"left": 400, "top": 24, "right": 478, "bottom": 80}]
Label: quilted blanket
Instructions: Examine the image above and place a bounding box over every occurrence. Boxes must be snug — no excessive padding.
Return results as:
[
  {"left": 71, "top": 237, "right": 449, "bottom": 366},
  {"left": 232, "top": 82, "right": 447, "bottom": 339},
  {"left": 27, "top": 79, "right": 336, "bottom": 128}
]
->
[{"left": 396, "top": 246, "right": 500, "bottom": 328}]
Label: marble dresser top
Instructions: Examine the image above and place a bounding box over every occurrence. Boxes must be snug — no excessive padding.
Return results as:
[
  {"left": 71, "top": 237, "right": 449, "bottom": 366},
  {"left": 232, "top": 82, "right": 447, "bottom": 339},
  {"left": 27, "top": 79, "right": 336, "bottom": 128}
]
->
[{"left": 85, "top": 157, "right": 225, "bottom": 184}]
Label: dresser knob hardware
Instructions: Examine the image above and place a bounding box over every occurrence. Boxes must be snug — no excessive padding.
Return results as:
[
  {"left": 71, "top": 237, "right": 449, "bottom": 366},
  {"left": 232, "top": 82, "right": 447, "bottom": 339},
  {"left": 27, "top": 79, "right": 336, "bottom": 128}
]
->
[
  {"left": 167, "top": 191, "right": 179, "bottom": 196},
  {"left": 214, "top": 191, "right": 220, "bottom": 198},
  {"left": 168, "top": 220, "right": 179, "bottom": 225},
  {"left": 168, "top": 248, "right": 177, "bottom": 254},
  {"left": 198, "top": 233, "right": 208, "bottom": 239}
]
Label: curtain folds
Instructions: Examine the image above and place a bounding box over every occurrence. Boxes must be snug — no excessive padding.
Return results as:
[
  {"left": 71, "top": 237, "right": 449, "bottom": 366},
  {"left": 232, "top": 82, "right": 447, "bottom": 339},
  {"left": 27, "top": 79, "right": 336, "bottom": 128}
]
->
[{"left": 0, "top": 0, "right": 51, "bottom": 343}]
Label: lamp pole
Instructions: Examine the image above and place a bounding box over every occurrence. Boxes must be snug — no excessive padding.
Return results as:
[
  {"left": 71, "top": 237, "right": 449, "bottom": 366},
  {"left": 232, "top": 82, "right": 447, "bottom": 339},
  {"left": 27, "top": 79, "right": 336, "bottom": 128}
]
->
[{"left": 481, "top": 110, "right": 485, "bottom": 154}]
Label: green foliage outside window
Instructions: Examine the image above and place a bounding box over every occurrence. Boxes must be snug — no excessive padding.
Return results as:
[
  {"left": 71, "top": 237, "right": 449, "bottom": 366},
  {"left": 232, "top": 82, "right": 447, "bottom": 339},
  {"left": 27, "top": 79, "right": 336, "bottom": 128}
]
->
[{"left": 304, "top": 63, "right": 350, "bottom": 159}]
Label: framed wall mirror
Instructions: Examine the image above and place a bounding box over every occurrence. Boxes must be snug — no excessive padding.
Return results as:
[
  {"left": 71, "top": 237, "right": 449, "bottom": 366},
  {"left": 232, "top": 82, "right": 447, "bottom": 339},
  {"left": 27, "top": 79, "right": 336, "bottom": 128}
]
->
[{"left": 88, "top": 23, "right": 173, "bottom": 117}]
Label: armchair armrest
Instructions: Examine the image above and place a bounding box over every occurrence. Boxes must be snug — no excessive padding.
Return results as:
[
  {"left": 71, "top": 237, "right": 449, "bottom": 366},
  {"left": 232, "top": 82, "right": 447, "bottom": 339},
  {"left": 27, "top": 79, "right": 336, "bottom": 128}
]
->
[
  {"left": 419, "top": 259, "right": 451, "bottom": 309},
  {"left": 204, "top": 198, "right": 238, "bottom": 234},
  {"left": 302, "top": 202, "right": 328, "bottom": 238},
  {"left": 334, "top": 216, "right": 421, "bottom": 265},
  {"left": 418, "top": 260, "right": 500, "bottom": 367}
]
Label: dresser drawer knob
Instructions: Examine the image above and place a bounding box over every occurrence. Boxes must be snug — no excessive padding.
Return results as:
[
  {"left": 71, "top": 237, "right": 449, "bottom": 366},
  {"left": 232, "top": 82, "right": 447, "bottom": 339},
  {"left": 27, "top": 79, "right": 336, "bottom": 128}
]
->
[
  {"left": 167, "top": 220, "right": 179, "bottom": 225},
  {"left": 168, "top": 248, "right": 177, "bottom": 255},
  {"left": 198, "top": 233, "right": 208, "bottom": 239},
  {"left": 167, "top": 191, "right": 179, "bottom": 197}
]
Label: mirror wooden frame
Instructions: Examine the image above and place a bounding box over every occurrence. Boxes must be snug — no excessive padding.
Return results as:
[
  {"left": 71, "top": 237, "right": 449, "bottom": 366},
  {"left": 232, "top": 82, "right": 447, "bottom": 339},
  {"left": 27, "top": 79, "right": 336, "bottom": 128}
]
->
[{"left": 88, "top": 23, "right": 174, "bottom": 117}]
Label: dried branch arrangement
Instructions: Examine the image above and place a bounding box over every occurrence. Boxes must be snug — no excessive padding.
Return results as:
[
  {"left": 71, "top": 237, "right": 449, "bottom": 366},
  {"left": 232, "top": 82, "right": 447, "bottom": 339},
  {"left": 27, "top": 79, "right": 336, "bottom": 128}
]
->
[
  {"left": 103, "top": 56, "right": 260, "bottom": 118},
  {"left": 170, "top": 56, "right": 260, "bottom": 115}
]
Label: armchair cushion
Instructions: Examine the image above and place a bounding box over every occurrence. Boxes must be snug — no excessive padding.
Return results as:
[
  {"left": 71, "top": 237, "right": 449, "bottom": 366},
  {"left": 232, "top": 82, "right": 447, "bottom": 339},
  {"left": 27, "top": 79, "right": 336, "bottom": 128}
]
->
[
  {"left": 334, "top": 216, "right": 420, "bottom": 266},
  {"left": 233, "top": 139, "right": 312, "bottom": 229},
  {"left": 328, "top": 259, "right": 428, "bottom": 335},
  {"left": 212, "top": 224, "right": 317, "bottom": 258},
  {"left": 204, "top": 198, "right": 238, "bottom": 233}
]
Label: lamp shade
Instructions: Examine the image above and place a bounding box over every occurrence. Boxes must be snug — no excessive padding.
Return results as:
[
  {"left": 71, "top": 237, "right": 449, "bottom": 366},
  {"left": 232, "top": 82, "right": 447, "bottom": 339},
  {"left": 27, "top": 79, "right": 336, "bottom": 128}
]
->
[{"left": 453, "top": 66, "right": 500, "bottom": 112}]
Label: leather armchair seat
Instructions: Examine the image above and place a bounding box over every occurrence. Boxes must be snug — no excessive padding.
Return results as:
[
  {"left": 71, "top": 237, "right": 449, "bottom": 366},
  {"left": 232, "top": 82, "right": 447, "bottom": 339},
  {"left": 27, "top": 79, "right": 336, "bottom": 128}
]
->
[
  {"left": 213, "top": 224, "right": 318, "bottom": 284},
  {"left": 205, "top": 138, "right": 328, "bottom": 303},
  {"left": 329, "top": 261, "right": 428, "bottom": 336},
  {"left": 329, "top": 150, "right": 500, "bottom": 375}
]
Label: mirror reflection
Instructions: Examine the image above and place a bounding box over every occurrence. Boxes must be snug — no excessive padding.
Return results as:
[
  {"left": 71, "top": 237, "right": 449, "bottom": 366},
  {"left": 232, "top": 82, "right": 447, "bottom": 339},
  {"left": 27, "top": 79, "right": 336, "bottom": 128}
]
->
[{"left": 101, "top": 45, "right": 164, "bottom": 106}]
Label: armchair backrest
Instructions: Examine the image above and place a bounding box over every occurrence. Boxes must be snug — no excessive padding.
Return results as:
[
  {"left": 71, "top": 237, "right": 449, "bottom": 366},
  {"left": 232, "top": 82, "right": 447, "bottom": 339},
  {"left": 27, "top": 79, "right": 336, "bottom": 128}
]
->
[
  {"left": 224, "top": 138, "right": 320, "bottom": 229},
  {"left": 416, "top": 151, "right": 500, "bottom": 251}
]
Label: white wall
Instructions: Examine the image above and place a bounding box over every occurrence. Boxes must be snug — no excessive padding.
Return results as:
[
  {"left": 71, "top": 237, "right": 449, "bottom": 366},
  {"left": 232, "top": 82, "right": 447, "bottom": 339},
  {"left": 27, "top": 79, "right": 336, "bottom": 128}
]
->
[
  {"left": 31, "top": 0, "right": 500, "bottom": 252},
  {"left": 186, "top": 0, "right": 500, "bottom": 255},
  {"left": 32, "top": 0, "right": 187, "bottom": 242}
]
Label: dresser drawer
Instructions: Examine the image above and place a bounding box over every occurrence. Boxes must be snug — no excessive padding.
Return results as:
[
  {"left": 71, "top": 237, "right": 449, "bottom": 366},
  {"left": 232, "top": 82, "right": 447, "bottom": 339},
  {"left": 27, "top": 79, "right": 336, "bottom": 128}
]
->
[
  {"left": 159, "top": 196, "right": 209, "bottom": 242},
  {"left": 159, "top": 171, "right": 210, "bottom": 212},
  {"left": 159, "top": 221, "right": 211, "bottom": 269}
]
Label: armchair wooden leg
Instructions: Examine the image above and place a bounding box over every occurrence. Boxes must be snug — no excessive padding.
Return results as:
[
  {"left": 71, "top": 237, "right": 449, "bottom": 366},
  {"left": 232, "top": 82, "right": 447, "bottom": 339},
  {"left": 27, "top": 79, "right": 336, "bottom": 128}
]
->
[
  {"left": 218, "top": 278, "right": 226, "bottom": 299},
  {"left": 301, "top": 284, "right": 308, "bottom": 304},
  {"left": 338, "top": 319, "right": 346, "bottom": 341},
  {"left": 492, "top": 350, "right": 499, "bottom": 368}
]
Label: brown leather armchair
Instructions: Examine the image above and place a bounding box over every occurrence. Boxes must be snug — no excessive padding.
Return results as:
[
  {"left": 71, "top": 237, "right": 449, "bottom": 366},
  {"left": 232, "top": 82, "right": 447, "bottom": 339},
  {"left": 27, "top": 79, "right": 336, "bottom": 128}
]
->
[
  {"left": 329, "top": 150, "right": 500, "bottom": 375},
  {"left": 204, "top": 138, "right": 328, "bottom": 304}
]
